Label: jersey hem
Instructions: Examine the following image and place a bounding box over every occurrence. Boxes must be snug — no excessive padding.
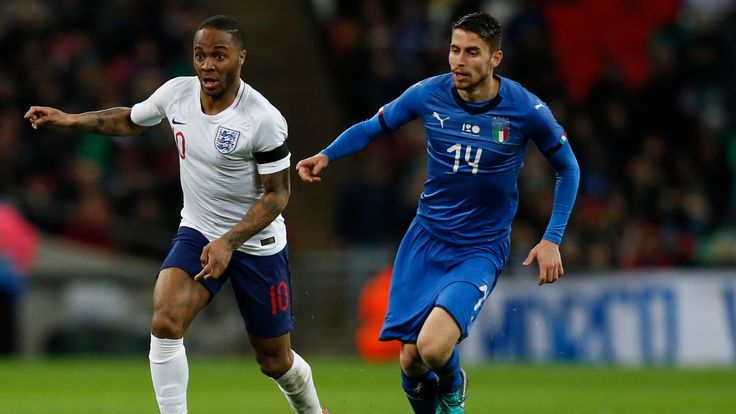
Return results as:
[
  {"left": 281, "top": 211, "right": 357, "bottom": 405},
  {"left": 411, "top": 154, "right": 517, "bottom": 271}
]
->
[{"left": 414, "top": 217, "right": 510, "bottom": 246}]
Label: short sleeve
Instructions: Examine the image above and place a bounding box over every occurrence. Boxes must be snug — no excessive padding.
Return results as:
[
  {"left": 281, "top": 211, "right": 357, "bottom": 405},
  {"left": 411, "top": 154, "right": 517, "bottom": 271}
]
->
[
  {"left": 526, "top": 98, "right": 566, "bottom": 156},
  {"left": 130, "top": 78, "right": 181, "bottom": 127},
  {"left": 253, "top": 111, "right": 290, "bottom": 175},
  {"left": 379, "top": 81, "right": 424, "bottom": 130}
]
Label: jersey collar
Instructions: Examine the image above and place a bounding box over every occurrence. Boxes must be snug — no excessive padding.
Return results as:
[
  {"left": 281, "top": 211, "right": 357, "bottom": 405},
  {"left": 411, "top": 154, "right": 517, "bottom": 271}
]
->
[{"left": 451, "top": 74, "right": 503, "bottom": 115}]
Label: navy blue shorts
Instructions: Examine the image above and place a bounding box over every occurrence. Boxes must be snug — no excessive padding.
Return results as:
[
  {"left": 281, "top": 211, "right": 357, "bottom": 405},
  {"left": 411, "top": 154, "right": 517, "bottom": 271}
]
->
[
  {"left": 379, "top": 220, "right": 508, "bottom": 343},
  {"left": 160, "top": 226, "right": 294, "bottom": 338}
]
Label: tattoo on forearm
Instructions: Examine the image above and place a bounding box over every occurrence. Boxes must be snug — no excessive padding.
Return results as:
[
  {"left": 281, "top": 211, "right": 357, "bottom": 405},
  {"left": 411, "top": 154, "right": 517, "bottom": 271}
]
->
[
  {"left": 93, "top": 115, "right": 109, "bottom": 134},
  {"left": 82, "top": 107, "right": 139, "bottom": 136},
  {"left": 227, "top": 195, "right": 285, "bottom": 249},
  {"left": 260, "top": 194, "right": 284, "bottom": 216},
  {"left": 226, "top": 170, "right": 290, "bottom": 250},
  {"left": 227, "top": 231, "right": 246, "bottom": 249}
]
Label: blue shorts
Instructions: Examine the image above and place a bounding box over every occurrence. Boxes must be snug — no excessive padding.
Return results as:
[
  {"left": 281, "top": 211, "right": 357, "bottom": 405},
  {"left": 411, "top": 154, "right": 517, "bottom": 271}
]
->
[
  {"left": 160, "top": 226, "right": 294, "bottom": 338},
  {"left": 379, "top": 220, "right": 509, "bottom": 343}
]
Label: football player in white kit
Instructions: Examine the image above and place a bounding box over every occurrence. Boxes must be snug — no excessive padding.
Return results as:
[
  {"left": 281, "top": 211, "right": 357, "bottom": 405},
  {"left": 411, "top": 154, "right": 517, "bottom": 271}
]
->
[{"left": 25, "top": 15, "right": 328, "bottom": 414}]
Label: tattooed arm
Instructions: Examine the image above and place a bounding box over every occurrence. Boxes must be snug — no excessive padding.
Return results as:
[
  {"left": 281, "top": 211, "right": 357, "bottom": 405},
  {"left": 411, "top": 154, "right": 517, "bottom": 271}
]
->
[
  {"left": 24, "top": 106, "right": 148, "bottom": 136},
  {"left": 194, "top": 168, "right": 291, "bottom": 281}
]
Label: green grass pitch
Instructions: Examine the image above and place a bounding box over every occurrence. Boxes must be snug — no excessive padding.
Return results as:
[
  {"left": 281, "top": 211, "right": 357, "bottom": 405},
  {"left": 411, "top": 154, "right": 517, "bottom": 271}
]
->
[{"left": 0, "top": 357, "right": 734, "bottom": 413}]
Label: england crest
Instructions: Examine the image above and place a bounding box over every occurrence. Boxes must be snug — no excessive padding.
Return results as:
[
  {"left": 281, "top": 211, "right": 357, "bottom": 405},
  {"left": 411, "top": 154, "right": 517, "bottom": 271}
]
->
[
  {"left": 214, "top": 126, "right": 241, "bottom": 154},
  {"left": 491, "top": 117, "right": 511, "bottom": 144}
]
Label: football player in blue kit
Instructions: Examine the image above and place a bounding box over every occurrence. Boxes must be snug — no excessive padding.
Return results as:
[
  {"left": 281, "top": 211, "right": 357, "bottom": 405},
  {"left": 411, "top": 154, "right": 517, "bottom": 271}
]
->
[{"left": 297, "top": 11, "right": 580, "bottom": 414}]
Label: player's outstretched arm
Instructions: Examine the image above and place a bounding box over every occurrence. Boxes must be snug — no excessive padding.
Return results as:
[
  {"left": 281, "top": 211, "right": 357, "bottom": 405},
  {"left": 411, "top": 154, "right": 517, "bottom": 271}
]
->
[
  {"left": 296, "top": 153, "right": 329, "bottom": 183},
  {"left": 523, "top": 239, "right": 564, "bottom": 286},
  {"left": 24, "top": 106, "right": 147, "bottom": 136},
  {"left": 296, "top": 110, "right": 394, "bottom": 183}
]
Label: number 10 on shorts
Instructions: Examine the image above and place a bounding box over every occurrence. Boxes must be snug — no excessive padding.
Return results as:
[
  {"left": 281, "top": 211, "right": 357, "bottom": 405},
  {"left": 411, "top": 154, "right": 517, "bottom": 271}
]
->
[{"left": 270, "top": 281, "right": 290, "bottom": 315}]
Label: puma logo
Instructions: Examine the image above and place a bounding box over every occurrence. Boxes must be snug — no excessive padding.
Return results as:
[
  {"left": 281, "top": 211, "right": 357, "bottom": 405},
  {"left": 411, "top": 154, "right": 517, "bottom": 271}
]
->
[
  {"left": 534, "top": 101, "right": 544, "bottom": 110},
  {"left": 432, "top": 112, "right": 450, "bottom": 128},
  {"left": 473, "top": 285, "right": 489, "bottom": 312}
]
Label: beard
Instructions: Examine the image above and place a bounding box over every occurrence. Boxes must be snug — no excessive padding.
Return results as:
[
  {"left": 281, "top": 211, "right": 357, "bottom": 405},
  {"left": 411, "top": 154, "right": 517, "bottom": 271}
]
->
[
  {"left": 455, "top": 71, "right": 489, "bottom": 93},
  {"left": 200, "top": 69, "right": 240, "bottom": 97}
]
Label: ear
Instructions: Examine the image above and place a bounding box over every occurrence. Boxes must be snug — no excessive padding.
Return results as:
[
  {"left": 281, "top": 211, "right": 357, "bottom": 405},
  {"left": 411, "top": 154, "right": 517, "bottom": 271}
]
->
[
  {"left": 491, "top": 50, "right": 503, "bottom": 69},
  {"left": 240, "top": 49, "right": 247, "bottom": 66}
]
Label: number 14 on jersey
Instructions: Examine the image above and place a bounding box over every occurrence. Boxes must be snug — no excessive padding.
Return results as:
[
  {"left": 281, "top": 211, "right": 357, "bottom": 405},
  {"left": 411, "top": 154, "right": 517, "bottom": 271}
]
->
[{"left": 447, "top": 143, "right": 482, "bottom": 174}]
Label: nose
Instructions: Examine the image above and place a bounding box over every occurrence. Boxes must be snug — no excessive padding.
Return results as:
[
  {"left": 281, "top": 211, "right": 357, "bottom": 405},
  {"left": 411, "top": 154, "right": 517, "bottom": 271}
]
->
[{"left": 201, "top": 56, "right": 215, "bottom": 71}]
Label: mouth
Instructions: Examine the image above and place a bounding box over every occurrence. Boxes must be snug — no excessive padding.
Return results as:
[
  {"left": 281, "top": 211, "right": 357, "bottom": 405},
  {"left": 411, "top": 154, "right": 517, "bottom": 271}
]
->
[
  {"left": 453, "top": 72, "right": 470, "bottom": 82},
  {"left": 201, "top": 76, "right": 220, "bottom": 90}
]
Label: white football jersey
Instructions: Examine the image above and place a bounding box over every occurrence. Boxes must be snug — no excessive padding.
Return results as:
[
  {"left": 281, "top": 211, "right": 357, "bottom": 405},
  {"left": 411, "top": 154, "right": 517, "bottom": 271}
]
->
[{"left": 131, "top": 76, "right": 289, "bottom": 256}]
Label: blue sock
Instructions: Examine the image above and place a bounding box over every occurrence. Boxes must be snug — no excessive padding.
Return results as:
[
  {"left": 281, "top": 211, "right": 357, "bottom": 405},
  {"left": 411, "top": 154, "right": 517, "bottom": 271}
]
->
[
  {"left": 434, "top": 349, "right": 462, "bottom": 394},
  {"left": 401, "top": 370, "right": 438, "bottom": 414}
]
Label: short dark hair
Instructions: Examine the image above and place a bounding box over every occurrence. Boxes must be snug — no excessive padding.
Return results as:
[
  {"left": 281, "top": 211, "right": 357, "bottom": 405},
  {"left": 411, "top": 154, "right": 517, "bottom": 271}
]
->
[
  {"left": 196, "top": 15, "right": 245, "bottom": 50},
  {"left": 451, "top": 12, "right": 502, "bottom": 51}
]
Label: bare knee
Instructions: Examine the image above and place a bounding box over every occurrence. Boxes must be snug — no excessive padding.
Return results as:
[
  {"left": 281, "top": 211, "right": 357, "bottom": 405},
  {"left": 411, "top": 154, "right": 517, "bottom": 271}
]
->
[
  {"left": 150, "top": 269, "right": 209, "bottom": 339},
  {"left": 416, "top": 307, "right": 460, "bottom": 369},
  {"left": 400, "top": 344, "right": 428, "bottom": 377},
  {"left": 256, "top": 349, "right": 293, "bottom": 379},
  {"left": 417, "top": 336, "right": 454, "bottom": 369},
  {"left": 151, "top": 310, "right": 186, "bottom": 339}
]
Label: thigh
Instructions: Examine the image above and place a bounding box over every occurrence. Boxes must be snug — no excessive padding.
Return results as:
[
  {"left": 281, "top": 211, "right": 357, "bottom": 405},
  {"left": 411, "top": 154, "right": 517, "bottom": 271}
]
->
[
  {"left": 380, "top": 221, "right": 440, "bottom": 343},
  {"left": 434, "top": 272, "right": 495, "bottom": 342},
  {"left": 152, "top": 267, "right": 211, "bottom": 334},
  {"left": 160, "top": 226, "right": 230, "bottom": 296},
  {"left": 228, "top": 247, "right": 295, "bottom": 338},
  {"left": 417, "top": 306, "right": 461, "bottom": 352},
  {"left": 432, "top": 238, "right": 507, "bottom": 342}
]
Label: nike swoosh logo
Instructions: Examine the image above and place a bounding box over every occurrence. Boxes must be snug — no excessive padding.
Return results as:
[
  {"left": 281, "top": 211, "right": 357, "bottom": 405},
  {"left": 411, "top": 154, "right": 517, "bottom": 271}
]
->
[{"left": 172, "top": 118, "right": 186, "bottom": 125}]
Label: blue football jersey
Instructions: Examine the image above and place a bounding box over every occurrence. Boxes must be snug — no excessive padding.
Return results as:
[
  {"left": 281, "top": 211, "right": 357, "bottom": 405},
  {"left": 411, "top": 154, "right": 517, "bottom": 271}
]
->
[{"left": 377, "top": 74, "right": 567, "bottom": 245}]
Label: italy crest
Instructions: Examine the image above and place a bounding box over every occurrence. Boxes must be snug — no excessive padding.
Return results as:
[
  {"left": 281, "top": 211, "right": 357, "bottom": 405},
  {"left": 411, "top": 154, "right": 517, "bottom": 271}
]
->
[{"left": 492, "top": 117, "right": 511, "bottom": 143}]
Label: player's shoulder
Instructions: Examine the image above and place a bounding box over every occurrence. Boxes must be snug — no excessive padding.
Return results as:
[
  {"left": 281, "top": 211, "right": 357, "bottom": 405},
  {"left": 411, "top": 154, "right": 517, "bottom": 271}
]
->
[
  {"left": 159, "top": 76, "right": 198, "bottom": 93},
  {"left": 136, "top": 76, "right": 196, "bottom": 115},
  {"left": 237, "top": 82, "right": 287, "bottom": 130},
  {"left": 397, "top": 74, "right": 452, "bottom": 108},
  {"left": 411, "top": 73, "right": 453, "bottom": 92},
  {"left": 498, "top": 76, "right": 536, "bottom": 103},
  {"left": 238, "top": 83, "right": 281, "bottom": 115},
  {"left": 498, "top": 75, "right": 548, "bottom": 115}
]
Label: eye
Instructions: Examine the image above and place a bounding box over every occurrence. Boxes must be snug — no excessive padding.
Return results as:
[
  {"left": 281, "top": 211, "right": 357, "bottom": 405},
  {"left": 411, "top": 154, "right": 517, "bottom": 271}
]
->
[
  {"left": 194, "top": 52, "right": 204, "bottom": 60},
  {"left": 216, "top": 54, "right": 225, "bottom": 61}
]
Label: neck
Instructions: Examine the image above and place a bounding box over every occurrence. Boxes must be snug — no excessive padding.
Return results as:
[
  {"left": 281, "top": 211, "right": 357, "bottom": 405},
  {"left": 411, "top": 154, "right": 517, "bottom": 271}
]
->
[
  {"left": 457, "top": 72, "right": 498, "bottom": 103},
  {"left": 200, "top": 81, "right": 241, "bottom": 115}
]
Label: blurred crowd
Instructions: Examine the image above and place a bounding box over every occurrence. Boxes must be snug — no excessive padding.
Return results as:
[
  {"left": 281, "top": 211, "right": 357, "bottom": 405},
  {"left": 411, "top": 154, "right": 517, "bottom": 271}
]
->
[
  {"left": 0, "top": 0, "right": 211, "bottom": 258},
  {"left": 1, "top": 0, "right": 735, "bottom": 273},
  {"left": 316, "top": 0, "right": 736, "bottom": 272}
]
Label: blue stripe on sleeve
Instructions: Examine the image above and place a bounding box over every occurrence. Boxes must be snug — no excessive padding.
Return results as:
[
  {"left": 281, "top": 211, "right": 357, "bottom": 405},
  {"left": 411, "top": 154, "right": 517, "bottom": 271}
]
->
[
  {"left": 321, "top": 112, "right": 385, "bottom": 162},
  {"left": 542, "top": 142, "right": 580, "bottom": 244}
]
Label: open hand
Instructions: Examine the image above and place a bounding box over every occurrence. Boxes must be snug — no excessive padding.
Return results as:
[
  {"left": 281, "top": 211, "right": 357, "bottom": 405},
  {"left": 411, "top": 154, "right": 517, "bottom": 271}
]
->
[{"left": 523, "top": 239, "right": 564, "bottom": 286}]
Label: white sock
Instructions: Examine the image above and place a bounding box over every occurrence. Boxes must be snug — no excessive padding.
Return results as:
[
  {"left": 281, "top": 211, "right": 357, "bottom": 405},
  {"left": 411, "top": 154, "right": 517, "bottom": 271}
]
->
[
  {"left": 275, "top": 351, "right": 323, "bottom": 414},
  {"left": 149, "top": 334, "right": 189, "bottom": 414}
]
